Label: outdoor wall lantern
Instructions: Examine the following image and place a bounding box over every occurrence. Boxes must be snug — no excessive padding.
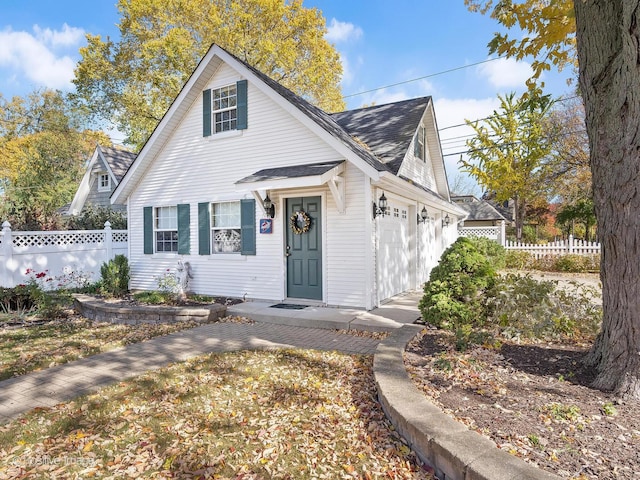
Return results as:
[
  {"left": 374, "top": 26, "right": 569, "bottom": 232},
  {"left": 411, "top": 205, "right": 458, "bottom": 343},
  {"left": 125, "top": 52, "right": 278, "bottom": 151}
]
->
[
  {"left": 442, "top": 214, "right": 451, "bottom": 227},
  {"left": 417, "top": 206, "right": 429, "bottom": 224},
  {"left": 372, "top": 192, "right": 389, "bottom": 218},
  {"left": 263, "top": 193, "right": 275, "bottom": 218}
]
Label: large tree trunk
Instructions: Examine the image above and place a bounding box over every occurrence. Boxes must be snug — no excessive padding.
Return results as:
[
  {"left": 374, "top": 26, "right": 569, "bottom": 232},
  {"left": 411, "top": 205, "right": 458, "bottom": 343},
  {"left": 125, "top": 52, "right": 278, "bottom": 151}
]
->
[{"left": 575, "top": 1, "right": 640, "bottom": 398}]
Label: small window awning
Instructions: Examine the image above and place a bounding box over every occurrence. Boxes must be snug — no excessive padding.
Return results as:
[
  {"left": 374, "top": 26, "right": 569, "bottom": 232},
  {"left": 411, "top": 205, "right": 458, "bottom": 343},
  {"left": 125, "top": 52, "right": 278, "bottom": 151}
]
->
[{"left": 235, "top": 161, "right": 346, "bottom": 213}]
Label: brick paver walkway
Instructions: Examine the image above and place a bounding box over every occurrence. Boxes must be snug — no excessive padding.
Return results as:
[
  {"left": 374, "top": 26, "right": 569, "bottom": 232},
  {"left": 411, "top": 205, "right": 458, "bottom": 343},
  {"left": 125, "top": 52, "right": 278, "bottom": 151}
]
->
[{"left": 0, "top": 322, "right": 380, "bottom": 424}]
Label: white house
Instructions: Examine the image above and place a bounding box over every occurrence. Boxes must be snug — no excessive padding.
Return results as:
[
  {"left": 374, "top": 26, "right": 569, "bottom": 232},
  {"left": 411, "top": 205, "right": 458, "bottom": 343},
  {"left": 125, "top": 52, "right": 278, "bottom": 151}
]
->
[
  {"left": 68, "top": 144, "right": 136, "bottom": 216},
  {"left": 111, "top": 44, "right": 465, "bottom": 310}
]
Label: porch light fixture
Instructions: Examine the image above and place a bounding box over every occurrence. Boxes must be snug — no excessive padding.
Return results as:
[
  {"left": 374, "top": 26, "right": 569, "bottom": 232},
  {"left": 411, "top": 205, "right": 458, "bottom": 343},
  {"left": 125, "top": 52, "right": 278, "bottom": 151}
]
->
[
  {"left": 417, "top": 206, "right": 429, "bottom": 224},
  {"left": 442, "top": 214, "right": 450, "bottom": 227},
  {"left": 263, "top": 193, "right": 275, "bottom": 218},
  {"left": 372, "top": 192, "right": 389, "bottom": 218}
]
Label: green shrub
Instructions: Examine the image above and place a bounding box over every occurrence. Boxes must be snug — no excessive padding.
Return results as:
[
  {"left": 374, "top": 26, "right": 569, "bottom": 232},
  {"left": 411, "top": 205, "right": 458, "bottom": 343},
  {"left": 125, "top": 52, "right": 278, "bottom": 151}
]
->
[
  {"left": 100, "top": 255, "right": 130, "bottom": 297},
  {"left": 467, "top": 237, "right": 506, "bottom": 269},
  {"left": 0, "top": 285, "right": 35, "bottom": 313},
  {"left": 66, "top": 205, "right": 127, "bottom": 230},
  {"left": 133, "top": 291, "right": 169, "bottom": 304},
  {"left": 419, "top": 238, "right": 497, "bottom": 345},
  {"left": 488, "top": 273, "right": 601, "bottom": 342},
  {"left": 504, "top": 250, "right": 535, "bottom": 269},
  {"left": 541, "top": 254, "right": 599, "bottom": 273}
]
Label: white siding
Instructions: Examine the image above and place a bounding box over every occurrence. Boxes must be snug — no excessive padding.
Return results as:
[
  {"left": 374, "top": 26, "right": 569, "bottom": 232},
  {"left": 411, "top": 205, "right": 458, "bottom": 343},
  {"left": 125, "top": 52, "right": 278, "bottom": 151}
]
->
[
  {"left": 325, "top": 163, "right": 368, "bottom": 307},
  {"left": 397, "top": 114, "right": 438, "bottom": 191},
  {"left": 128, "top": 63, "right": 369, "bottom": 307}
]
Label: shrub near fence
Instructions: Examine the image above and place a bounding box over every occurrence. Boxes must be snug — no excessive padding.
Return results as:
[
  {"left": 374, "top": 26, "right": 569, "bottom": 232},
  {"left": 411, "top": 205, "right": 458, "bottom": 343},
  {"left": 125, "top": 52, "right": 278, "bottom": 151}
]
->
[{"left": 0, "top": 221, "right": 128, "bottom": 288}]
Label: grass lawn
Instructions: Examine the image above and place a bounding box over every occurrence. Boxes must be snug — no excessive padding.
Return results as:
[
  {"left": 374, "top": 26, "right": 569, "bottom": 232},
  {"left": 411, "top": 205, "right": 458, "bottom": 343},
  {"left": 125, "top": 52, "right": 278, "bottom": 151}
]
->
[
  {"left": 0, "top": 350, "right": 433, "bottom": 479},
  {"left": 0, "top": 314, "right": 219, "bottom": 380}
]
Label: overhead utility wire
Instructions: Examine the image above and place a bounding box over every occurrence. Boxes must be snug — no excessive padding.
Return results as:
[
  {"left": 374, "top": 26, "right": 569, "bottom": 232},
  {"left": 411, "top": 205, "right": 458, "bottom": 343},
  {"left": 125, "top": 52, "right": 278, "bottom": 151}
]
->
[
  {"left": 438, "top": 95, "right": 581, "bottom": 132},
  {"left": 343, "top": 57, "right": 506, "bottom": 99},
  {"left": 441, "top": 127, "right": 588, "bottom": 157}
]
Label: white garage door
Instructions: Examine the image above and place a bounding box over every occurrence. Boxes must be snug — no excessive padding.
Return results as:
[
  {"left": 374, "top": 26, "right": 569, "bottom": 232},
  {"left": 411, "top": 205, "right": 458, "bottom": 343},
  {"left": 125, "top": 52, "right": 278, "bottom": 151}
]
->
[{"left": 378, "top": 202, "right": 410, "bottom": 302}]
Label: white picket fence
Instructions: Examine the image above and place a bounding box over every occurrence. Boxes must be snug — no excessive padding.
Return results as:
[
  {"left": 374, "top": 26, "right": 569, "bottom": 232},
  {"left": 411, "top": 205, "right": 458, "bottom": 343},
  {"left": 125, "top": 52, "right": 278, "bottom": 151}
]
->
[
  {"left": 0, "top": 221, "right": 128, "bottom": 288},
  {"left": 504, "top": 235, "right": 600, "bottom": 258}
]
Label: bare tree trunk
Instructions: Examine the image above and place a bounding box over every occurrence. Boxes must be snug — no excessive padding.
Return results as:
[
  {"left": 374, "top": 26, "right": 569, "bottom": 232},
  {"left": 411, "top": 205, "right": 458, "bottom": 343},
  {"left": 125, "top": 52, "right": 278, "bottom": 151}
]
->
[
  {"left": 514, "top": 194, "right": 524, "bottom": 241},
  {"left": 575, "top": 1, "right": 640, "bottom": 398}
]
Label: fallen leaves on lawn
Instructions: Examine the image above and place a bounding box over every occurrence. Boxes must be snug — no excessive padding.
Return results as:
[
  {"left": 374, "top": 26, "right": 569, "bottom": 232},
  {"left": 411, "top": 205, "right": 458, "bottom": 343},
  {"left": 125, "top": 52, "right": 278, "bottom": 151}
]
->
[
  {"left": 0, "top": 315, "right": 246, "bottom": 381},
  {"left": 0, "top": 350, "right": 433, "bottom": 479}
]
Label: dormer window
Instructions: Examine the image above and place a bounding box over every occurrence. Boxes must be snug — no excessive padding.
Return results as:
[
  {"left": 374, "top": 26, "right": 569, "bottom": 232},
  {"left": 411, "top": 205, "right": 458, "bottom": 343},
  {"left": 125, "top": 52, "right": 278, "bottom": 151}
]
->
[
  {"left": 98, "top": 173, "right": 110, "bottom": 192},
  {"left": 414, "top": 125, "right": 426, "bottom": 161},
  {"left": 212, "top": 85, "right": 237, "bottom": 133},
  {"left": 203, "top": 80, "right": 248, "bottom": 137}
]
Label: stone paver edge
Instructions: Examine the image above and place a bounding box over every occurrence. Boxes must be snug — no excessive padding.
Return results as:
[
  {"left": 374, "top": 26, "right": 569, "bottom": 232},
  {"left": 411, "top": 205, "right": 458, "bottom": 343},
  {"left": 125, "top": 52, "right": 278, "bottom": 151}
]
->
[{"left": 373, "top": 325, "right": 561, "bottom": 480}]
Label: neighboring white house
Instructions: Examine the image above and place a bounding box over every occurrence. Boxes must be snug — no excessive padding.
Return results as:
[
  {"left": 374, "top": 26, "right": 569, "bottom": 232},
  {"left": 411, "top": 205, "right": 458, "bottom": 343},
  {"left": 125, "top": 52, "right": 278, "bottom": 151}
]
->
[
  {"left": 111, "top": 44, "right": 465, "bottom": 310},
  {"left": 67, "top": 144, "right": 136, "bottom": 216}
]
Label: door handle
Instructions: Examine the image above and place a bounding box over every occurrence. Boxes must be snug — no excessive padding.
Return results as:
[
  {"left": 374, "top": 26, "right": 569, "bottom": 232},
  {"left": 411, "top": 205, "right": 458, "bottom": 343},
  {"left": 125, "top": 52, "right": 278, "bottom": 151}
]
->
[{"left": 285, "top": 244, "right": 291, "bottom": 257}]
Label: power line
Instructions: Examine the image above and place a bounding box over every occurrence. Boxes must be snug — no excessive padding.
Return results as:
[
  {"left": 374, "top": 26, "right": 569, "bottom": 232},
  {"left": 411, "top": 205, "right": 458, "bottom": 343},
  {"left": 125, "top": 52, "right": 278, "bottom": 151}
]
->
[
  {"left": 437, "top": 94, "right": 581, "bottom": 132},
  {"left": 442, "top": 128, "right": 588, "bottom": 157},
  {"left": 343, "top": 57, "right": 506, "bottom": 99}
]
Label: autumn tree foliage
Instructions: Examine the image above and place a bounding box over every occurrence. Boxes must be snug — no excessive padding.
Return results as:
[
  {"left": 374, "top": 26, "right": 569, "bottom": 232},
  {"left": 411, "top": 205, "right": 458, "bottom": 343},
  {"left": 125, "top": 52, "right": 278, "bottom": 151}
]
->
[
  {"left": 461, "top": 91, "right": 555, "bottom": 241},
  {"left": 466, "top": 0, "right": 640, "bottom": 399},
  {"left": 72, "top": 0, "right": 346, "bottom": 149},
  {"left": 0, "top": 90, "right": 108, "bottom": 230},
  {"left": 545, "top": 96, "right": 591, "bottom": 204}
]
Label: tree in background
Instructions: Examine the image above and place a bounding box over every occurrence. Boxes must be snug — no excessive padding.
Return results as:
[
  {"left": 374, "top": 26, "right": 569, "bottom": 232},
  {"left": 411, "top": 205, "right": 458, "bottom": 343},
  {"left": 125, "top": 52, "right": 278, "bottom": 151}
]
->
[
  {"left": 465, "top": 0, "right": 640, "bottom": 399},
  {"left": 73, "top": 0, "right": 345, "bottom": 149},
  {"left": 0, "top": 90, "right": 108, "bottom": 230},
  {"left": 545, "top": 97, "right": 591, "bottom": 204},
  {"left": 461, "top": 91, "right": 555, "bottom": 241},
  {"left": 65, "top": 205, "right": 127, "bottom": 230},
  {"left": 555, "top": 198, "right": 596, "bottom": 241}
]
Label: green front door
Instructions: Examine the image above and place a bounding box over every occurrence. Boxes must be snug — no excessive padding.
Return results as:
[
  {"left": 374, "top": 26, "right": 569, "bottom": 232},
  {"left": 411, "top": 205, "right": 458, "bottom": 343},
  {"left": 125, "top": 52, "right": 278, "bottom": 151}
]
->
[{"left": 286, "top": 196, "right": 322, "bottom": 300}]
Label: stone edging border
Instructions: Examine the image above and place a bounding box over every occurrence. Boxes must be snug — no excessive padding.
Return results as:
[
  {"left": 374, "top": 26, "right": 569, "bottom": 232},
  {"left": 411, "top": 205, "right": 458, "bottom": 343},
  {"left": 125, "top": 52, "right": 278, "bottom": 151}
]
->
[
  {"left": 373, "top": 324, "right": 560, "bottom": 480},
  {"left": 73, "top": 294, "right": 227, "bottom": 325}
]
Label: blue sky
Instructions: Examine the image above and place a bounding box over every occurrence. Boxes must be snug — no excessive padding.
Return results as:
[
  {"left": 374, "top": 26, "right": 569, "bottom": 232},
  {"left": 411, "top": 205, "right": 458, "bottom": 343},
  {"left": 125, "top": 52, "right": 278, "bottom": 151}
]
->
[{"left": 0, "top": 0, "right": 575, "bottom": 190}]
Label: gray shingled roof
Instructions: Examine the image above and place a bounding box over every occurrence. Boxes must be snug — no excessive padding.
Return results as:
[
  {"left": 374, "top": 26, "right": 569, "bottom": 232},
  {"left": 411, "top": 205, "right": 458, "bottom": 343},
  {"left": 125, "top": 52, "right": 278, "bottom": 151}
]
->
[
  {"left": 100, "top": 145, "right": 137, "bottom": 183},
  {"left": 228, "top": 50, "right": 421, "bottom": 175},
  {"left": 236, "top": 161, "right": 343, "bottom": 184},
  {"left": 331, "top": 98, "right": 430, "bottom": 175},
  {"left": 453, "top": 196, "right": 507, "bottom": 222}
]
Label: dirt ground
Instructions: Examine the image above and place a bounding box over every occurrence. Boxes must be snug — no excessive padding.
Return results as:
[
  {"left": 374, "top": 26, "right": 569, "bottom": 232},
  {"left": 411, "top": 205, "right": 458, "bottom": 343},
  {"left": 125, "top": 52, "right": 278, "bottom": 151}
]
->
[{"left": 404, "top": 272, "right": 640, "bottom": 479}]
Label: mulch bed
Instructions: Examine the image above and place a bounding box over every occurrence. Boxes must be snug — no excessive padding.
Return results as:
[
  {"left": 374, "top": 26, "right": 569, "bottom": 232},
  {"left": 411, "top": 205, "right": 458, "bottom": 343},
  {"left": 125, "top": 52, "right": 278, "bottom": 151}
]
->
[{"left": 404, "top": 328, "right": 640, "bottom": 479}]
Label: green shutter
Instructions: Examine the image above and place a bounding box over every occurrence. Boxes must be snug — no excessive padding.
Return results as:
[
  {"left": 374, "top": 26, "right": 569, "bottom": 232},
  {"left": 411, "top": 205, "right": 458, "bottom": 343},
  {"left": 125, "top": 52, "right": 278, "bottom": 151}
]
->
[
  {"left": 203, "top": 89, "right": 212, "bottom": 137},
  {"left": 236, "top": 80, "right": 248, "bottom": 130},
  {"left": 177, "top": 203, "right": 190, "bottom": 254},
  {"left": 198, "top": 202, "right": 211, "bottom": 255},
  {"left": 240, "top": 198, "right": 256, "bottom": 255},
  {"left": 143, "top": 206, "right": 154, "bottom": 254}
]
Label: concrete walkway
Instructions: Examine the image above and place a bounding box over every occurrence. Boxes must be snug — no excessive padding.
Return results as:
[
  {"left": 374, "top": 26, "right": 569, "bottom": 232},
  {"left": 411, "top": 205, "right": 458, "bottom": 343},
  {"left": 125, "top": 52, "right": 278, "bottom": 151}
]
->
[{"left": 0, "top": 291, "right": 421, "bottom": 424}]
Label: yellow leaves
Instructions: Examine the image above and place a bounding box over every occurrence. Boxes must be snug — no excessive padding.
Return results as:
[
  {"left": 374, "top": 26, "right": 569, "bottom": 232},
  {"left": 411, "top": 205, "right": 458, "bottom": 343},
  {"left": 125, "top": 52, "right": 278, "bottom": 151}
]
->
[
  {"left": 0, "top": 350, "right": 432, "bottom": 479},
  {"left": 466, "top": 0, "right": 576, "bottom": 84}
]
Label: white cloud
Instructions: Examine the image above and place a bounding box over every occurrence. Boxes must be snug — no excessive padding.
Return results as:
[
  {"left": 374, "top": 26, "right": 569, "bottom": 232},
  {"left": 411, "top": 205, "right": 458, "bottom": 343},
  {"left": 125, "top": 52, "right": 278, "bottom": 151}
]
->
[
  {"left": 34, "top": 23, "right": 85, "bottom": 48},
  {"left": 477, "top": 57, "right": 534, "bottom": 89},
  {"left": 433, "top": 97, "right": 501, "bottom": 186},
  {"left": 326, "top": 18, "right": 363, "bottom": 44},
  {"left": 0, "top": 24, "right": 85, "bottom": 92}
]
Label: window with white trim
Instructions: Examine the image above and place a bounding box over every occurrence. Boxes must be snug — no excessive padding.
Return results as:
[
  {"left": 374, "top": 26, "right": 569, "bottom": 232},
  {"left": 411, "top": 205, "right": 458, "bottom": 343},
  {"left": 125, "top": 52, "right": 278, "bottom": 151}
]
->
[
  {"left": 155, "top": 206, "right": 178, "bottom": 252},
  {"left": 212, "top": 85, "right": 237, "bottom": 133},
  {"left": 211, "top": 201, "right": 241, "bottom": 253},
  {"left": 98, "top": 173, "right": 110, "bottom": 192}
]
